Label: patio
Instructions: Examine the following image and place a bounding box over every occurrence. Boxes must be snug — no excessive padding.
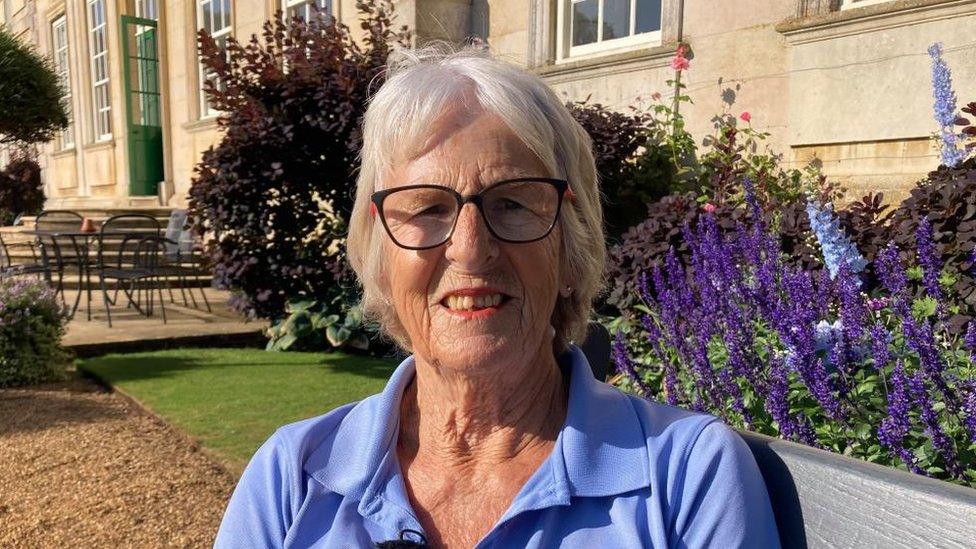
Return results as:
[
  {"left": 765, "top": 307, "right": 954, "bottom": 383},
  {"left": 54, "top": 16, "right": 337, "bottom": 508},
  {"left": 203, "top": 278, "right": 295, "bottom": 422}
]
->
[{"left": 59, "top": 287, "right": 264, "bottom": 356}]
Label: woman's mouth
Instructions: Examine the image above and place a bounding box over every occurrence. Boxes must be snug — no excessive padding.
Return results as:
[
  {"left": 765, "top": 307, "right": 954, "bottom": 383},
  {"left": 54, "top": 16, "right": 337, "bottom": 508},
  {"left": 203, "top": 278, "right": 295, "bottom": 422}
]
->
[{"left": 440, "top": 292, "right": 511, "bottom": 318}]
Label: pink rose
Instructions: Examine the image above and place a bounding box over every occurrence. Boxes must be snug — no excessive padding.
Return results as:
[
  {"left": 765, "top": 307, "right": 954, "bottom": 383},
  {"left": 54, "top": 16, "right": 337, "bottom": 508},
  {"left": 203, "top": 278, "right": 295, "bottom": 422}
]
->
[
  {"left": 740, "top": 112, "right": 752, "bottom": 123},
  {"left": 703, "top": 203, "right": 717, "bottom": 213},
  {"left": 670, "top": 55, "right": 690, "bottom": 72}
]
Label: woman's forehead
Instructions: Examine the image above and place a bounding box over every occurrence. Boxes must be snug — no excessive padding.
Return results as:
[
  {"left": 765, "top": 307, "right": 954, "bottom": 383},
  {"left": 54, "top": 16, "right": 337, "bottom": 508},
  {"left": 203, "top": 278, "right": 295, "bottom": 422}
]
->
[{"left": 382, "top": 113, "right": 548, "bottom": 190}]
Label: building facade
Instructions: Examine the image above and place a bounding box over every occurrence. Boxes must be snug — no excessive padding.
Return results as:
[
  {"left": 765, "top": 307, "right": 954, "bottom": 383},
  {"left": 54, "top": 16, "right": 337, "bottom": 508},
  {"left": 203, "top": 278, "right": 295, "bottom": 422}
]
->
[{"left": 1, "top": 0, "right": 974, "bottom": 211}]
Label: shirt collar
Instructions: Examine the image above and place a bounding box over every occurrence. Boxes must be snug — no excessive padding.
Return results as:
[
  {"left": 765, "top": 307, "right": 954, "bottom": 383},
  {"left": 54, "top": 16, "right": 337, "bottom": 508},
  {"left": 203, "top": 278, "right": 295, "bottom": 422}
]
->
[{"left": 304, "top": 344, "right": 650, "bottom": 504}]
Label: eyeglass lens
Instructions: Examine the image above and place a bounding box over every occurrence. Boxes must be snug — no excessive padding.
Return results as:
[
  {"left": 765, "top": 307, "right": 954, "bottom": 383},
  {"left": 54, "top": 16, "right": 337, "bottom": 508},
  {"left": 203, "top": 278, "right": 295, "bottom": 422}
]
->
[{"left": 380, "top": 180, "right": 561, "bottom": 249}]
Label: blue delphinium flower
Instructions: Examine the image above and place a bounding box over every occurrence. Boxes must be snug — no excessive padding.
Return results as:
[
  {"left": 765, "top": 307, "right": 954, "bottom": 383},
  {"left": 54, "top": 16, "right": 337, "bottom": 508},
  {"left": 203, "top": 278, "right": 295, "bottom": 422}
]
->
[
  {"left": 805, "top": 200, "right": 868, "bottom": 279},
  {"left": 814, "top": 319, "right": 842, "bottom": 356},
  {"left": 966, "top": 321, "right": 976, "bottom": 363},
  {"left": 928, "top": 43, "right": 966, "bottom": 168}
]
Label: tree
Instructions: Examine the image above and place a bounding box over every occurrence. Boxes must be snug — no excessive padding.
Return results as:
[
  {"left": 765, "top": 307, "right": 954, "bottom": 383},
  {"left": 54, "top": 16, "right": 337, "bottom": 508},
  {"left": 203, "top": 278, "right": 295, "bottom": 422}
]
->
[
  {"left": 188, "top": 1, "right": 411, "bottom": 319},
  {"left": 0, "top": 29, "right": 68, "bottom": 146}
]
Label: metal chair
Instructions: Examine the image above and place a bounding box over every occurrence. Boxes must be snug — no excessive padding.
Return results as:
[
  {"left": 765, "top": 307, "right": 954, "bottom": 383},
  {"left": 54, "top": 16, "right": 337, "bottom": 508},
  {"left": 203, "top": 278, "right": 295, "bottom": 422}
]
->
[
  {"left": 157, "top": 209, "right": 212, "bottom": 312},
  {"left": 0, "top": 232, "right": 47, "bottom": 279},
  {"left": 34, "top": 210, "right": 85, "bottom": 300},
  {"left": 94, "top": 214, "right": 162, "bottom": 326}
]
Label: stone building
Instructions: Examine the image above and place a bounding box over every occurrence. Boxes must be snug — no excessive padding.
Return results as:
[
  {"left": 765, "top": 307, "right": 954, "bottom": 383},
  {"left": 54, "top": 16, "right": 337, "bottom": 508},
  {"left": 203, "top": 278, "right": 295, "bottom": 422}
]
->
[{"left": 1, "top": 0, "right": 974, "bottom": 212}]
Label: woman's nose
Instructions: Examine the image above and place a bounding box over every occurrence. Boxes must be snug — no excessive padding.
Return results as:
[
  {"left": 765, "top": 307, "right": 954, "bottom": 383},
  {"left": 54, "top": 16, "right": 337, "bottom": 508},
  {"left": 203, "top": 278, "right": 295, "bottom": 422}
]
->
[{"left": 444, "top": 203, "right": 498, "bottom": 268}]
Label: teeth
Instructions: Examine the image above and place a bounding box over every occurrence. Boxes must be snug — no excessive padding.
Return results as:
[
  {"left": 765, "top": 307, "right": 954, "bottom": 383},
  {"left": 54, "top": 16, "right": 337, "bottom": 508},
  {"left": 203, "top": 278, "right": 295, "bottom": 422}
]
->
[{"left": 445, "top": 293, "right": 503, "bottom": 310}]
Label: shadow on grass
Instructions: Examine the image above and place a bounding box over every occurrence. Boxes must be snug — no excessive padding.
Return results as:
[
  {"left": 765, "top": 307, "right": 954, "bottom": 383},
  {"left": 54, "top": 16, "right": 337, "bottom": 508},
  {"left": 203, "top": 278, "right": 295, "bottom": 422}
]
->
[{"left": 79, "top": 351, "right": 398, "bottom": 384}]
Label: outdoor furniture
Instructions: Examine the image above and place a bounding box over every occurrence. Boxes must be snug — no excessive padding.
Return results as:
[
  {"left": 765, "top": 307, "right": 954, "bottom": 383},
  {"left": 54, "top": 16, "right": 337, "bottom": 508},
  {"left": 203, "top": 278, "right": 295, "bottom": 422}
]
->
[
  {"left": 579, "top": 327, "right": 976, "bottom": 548},
  {"left": 94, "top": 214, "right": 162, "bottom": 327},
  {"left": 159, "top": 209, "right": 212, "bottom": 312},
  {"left": 0, "top": 232, "right": 47, "bottom": 279},
  {"left": 33, "top": 210, "right": 85, "bottom": 300}
]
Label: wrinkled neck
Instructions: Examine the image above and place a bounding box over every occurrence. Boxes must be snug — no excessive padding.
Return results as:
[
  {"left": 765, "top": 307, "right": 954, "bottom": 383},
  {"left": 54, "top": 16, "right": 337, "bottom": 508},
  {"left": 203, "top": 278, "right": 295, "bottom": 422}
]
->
[{"left": 397, "top": 345, "right": 569, "bottom": 466}]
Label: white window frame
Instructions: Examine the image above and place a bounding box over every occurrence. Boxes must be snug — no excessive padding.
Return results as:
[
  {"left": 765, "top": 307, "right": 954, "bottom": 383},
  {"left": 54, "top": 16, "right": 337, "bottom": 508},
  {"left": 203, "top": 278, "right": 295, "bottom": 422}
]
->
[
  {"left": 557, "top": 0, "right": 663, "bottom": 60},
  {"left": 87, "top": 0, "right": 112, "bottom": 141},
  {"left": 841, "top": 0, "right": 895, "bottom": 9},
  {"left": 282, "top": 0, "right": 331, "bottom": 21},
  {"left": 197, "top": 0, "right": 232, "bottom": 119},
  {"left": 52, "top": 14, "right": 74, "bottom": 150}
]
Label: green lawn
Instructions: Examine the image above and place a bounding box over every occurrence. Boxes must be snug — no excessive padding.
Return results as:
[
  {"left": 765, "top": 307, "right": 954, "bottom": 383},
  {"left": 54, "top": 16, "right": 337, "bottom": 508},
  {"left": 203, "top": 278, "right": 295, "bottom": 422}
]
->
[{"left": 78, "top": 348, "right": 397, "bottom": 475}]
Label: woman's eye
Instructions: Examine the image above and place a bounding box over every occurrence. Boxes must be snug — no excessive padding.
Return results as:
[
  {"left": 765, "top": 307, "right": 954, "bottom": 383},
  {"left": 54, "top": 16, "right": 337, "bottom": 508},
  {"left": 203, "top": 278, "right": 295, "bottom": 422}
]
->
[
  {"left": 500, "top": 199, "right": 526, "bottom": 211},
  {"left": 415, "top": 204, "right": 447, "bottom": 217}
]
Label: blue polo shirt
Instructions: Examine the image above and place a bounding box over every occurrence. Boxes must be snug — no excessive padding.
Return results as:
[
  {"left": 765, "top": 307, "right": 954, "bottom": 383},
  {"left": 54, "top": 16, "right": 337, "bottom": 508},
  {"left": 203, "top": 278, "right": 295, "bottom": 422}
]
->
[{"left": 214, "top": 346, "right": 781, "bottom": 548}]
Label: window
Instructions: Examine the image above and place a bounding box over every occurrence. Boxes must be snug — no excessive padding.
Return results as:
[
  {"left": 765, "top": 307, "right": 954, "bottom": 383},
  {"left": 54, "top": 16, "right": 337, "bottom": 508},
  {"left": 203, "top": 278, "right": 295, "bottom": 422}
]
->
[
  {"left": 197, "top": 0, "right": 232, "bottom": 118},
  {"left": 52, "top": 14, "right": 74, "bottom": 149},
  {"left": 841, "top": 0, "right": 895, "bottom": 9},
  {"left": 87, "top": 0, "right": 111, "bottom": 141},
  {"left": 283, "top": 0, "right": 331, "bottom": 21},
  {"left": 563, "top": 0, "right": 662, "bottom": 58},
  {"left": 135, "top": 0, "right": 157, "bottom": 19}
]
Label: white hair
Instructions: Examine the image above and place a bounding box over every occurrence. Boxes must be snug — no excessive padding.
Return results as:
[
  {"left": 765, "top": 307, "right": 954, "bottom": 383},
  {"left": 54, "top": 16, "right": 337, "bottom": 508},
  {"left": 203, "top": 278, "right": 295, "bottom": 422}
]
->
[{"left": 346, "top": 42, "right": 606, "bottom": 351}]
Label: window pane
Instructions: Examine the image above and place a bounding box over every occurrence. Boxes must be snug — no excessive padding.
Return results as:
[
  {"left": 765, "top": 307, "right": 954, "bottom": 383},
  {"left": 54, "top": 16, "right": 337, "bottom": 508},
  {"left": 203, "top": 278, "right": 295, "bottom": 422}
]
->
[
  {"left": 572, "top": 0, "right": 598, "bottom": 46},
  {"left": 635, "top": 0, "right": 662, "bottom": 33},
  {"left": 212, "top": 0, "right": 223, "bottom": 29},
  {"left": 602, "top": 0, "right": 630, "bottom": 40},
  {"left": 202, "top": 0, "right": 213, "bottom": 31}
]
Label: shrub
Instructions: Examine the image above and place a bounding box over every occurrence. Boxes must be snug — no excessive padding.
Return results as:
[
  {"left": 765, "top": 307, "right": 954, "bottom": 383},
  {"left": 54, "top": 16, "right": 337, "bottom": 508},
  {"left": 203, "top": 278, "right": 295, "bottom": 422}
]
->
[
  {"left": 886, "top": 158, "right": 976, "bottom": 333},
  {"left": 568, "top": 100, "right": 685, "bottom": 240},
  {"left": 0, "top": 28, "right": 68, "bottom": 146},
  {"left": 0, "top": 151, "right": 45, "bottom": 226},
  {"left": 188, "top": 1, "right": 410, "bottom": 321},
  {"left": 614, "top": 182, "right": 976, "bottom": 486},
  {"left": 0, "top": 278, "right": 70, "bottom": 387}
]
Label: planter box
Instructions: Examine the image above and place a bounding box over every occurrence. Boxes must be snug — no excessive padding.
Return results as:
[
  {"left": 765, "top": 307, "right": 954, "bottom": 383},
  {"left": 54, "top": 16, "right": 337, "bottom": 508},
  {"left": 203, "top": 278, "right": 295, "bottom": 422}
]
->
[{"left": 739, "top": 429, "right": 976, "bottom": 548}]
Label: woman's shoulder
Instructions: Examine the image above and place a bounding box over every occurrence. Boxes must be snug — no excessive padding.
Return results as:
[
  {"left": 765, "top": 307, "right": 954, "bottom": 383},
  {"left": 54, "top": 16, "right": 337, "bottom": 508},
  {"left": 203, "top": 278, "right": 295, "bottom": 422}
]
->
[
  {"left": 615, "top": 390, "right": 749, "bottom": 469},
  {"left": 270, "top": 400, "right": 363, "bottom": 460}
]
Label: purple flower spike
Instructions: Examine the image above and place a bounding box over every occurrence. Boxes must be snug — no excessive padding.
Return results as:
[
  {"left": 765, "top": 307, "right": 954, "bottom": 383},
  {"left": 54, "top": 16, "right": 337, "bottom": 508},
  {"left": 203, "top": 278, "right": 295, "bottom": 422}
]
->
[
  {"left": 960, "top": 380, "right": 976, "bottom": 447},
  {"left": 870, "top": 324, "right": 892, "bottom": 371},
  {"left": 966, "top": 322, "right": 976, "bottom": 362},
  {"left": 909, "top": 372, "right": 964, "bottom": 478},
  {"left": 612, "top": 330, "right": 653, "bottom": 398},
  {"left": 915, "top": 217, "right": 944, "bottom": 303},
  {"left": 878, "top": 361, "right": 923, "bottom": 475}
]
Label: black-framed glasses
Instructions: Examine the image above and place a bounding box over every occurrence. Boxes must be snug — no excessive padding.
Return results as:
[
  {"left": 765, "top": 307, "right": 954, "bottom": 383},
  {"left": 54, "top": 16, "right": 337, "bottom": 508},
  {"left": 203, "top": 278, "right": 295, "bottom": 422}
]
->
[{"left": 370, "top": 177, "right": 573, "bottom": 250}]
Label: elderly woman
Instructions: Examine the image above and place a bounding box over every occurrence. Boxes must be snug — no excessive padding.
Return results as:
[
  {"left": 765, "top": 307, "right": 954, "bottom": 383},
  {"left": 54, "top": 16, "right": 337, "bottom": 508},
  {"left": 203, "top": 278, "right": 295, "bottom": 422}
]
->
[{"left": 215, "top": 44, "right": 780, "bottom": 548}]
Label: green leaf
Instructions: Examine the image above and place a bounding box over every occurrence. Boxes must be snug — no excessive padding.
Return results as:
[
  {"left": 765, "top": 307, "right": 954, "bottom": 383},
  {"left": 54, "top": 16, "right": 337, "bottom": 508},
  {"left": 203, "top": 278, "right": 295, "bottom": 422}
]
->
[
  {"left": 911, "top": 296, "right": 938, "bottom": 320},
  {"left": 906, "top": 265, "right": 924, "bottom": 281},
  {"left": 285, "top": 311, "right": 313, "bottom": 337},
  {"left": 278, "top": 333, "right": 298, "bottom": 351},
  {"left": 286, "top": 299, "right": 317, "bottom": 313},
  {"left": 326, "top": 325, "right": 351, "bottom": 347},
  {"left": 348, "top": 334, "right": 370, "bottom": 350}
]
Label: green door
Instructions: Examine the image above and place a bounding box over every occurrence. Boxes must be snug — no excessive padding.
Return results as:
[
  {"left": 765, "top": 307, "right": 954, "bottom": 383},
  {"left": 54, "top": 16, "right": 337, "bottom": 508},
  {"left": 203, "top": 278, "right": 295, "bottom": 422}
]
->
[{"left": 121, "top": 15, "right": 163, "bottom": 196}]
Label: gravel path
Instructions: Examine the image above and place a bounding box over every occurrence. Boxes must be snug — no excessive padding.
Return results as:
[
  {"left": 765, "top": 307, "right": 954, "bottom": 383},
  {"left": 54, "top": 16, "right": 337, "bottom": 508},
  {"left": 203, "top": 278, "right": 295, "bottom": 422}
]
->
[{"left": 0, "top": 375, "right": 237, "bottom": 548}]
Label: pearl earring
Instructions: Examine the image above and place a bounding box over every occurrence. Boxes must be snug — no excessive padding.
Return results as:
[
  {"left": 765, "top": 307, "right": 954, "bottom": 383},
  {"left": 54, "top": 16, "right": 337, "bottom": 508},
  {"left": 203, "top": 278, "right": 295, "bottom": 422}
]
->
[{"left": 560, "top": 285, "right": 573, "bottom": 297}]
